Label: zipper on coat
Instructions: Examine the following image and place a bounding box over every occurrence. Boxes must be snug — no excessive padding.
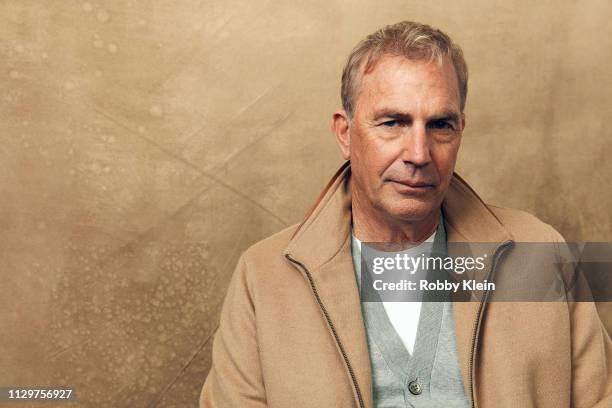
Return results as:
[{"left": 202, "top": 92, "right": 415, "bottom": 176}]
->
[
  {"left": 285, "top": 253, "right": 366, "bottom": 408},
  {"left": 468, "top": 240, "right": 514, "bottom": 408}
]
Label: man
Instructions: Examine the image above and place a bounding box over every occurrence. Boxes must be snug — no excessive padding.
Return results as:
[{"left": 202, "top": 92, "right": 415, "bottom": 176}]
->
[{"left": 200, "top": 21, "right": 612, "bottom": 407}]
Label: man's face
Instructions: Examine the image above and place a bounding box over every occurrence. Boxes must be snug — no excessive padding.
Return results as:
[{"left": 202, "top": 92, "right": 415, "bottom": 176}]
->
[{"left": 339, "top": 55, "right": 464, "bottom": 223}]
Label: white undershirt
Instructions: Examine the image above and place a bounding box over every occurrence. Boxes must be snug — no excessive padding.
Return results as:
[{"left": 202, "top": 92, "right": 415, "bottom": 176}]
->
[{"left": 352, "top": 229, "right": 437, "bottom": 355}]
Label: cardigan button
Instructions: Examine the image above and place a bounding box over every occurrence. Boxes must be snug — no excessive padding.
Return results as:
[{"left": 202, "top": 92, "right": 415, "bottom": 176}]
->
[{"left": 408, "top": 380, "right": 422, "bottom": 395}]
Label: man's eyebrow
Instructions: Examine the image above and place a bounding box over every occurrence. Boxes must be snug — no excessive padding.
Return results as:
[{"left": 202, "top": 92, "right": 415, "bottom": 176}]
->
[
  {"left": 372, "top": 108, "right": 461, "bottom": 122},
  {"left": 429, "top": 111, "right": 461, "bottom": 123},
  {"left": 371, "top": 109, "right": 412, "bottom": 120}
]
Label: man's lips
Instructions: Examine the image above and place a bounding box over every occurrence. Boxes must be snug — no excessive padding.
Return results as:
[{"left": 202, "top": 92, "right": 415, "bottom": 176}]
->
[
  {"left": 386, "top": 179, "right": 436, "bottom": 195},
  {"left": 387, "top": 179, "right": 435, "bottom": 188}
]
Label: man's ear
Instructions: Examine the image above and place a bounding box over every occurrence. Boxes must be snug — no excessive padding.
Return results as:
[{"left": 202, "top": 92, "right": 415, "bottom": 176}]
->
[{"left": 331, "top": 109, "right": 351, "bottom": 160}]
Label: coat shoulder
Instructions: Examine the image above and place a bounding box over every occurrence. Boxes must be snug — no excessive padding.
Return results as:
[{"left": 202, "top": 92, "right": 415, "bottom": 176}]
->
[
  {"left": 237, "top": 223, "right": 301, "bottom": 282},
  {"left": 486, "top": 204, "right": 565, "bottom": 242},
  {"left": 233, "top": 223, "right": 309, "bottom": 305},
  {"left": 243, "top": 223, "right": 299, "bottom": 260}
]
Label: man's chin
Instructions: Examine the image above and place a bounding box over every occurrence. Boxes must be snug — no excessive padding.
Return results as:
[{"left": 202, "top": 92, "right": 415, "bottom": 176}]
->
[{"left": 381, "top": 199, "right": 438, "bottom": 223}]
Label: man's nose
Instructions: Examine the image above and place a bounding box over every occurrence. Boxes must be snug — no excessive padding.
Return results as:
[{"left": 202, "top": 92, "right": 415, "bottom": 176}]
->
[{"left": 400, "top": 123, "right": 431, "bottom": 167}]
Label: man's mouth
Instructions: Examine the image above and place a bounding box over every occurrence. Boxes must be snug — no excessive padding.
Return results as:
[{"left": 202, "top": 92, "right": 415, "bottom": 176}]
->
[{"left": 387, "top": 179, "right": 436, "bottom": 194}]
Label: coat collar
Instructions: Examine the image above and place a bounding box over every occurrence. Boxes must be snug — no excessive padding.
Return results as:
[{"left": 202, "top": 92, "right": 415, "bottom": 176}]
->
[
  {"left": 283, "top": 161, "right": 514, "bottom": 408},
  {"left": 284, "top": 161, "right": 513, "bottom": 268}
]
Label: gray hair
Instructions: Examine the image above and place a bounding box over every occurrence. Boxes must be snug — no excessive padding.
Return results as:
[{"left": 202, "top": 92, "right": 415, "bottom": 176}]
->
[{"left": 340, "top": 21, "right": 468, "bottom": 118}]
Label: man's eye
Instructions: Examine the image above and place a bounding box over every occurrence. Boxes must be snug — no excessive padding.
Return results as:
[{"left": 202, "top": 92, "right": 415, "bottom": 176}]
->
[
  {"left": 429, "top": 120, "right": 453, "bottom": 130},
  {"left": 381, "top": 120, "right": 398, "bottom": 127}
]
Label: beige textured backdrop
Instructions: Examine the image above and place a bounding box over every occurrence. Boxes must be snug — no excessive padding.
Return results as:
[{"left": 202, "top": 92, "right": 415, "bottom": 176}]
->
[{"left": 2, "top": 1, "right": 611, "bottom": 407}]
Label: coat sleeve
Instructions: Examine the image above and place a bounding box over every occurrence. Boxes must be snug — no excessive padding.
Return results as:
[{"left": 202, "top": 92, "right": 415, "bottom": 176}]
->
[
  {"left": 548, "top": 225, "right": 612, "bottom": 408},
  {"left": 200, "top": 253, "right": 267, "bottom": 407}
]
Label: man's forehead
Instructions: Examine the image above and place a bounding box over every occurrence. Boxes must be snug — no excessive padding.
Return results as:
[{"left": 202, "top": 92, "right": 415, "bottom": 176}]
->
[{"left": 357, "top": 55, "right": 461, "bottom": 113}]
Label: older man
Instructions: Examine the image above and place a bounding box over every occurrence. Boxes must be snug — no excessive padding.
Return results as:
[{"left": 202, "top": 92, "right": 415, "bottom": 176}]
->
[{"left": 200, "top": 21, "right": 612, "bottom": 407}]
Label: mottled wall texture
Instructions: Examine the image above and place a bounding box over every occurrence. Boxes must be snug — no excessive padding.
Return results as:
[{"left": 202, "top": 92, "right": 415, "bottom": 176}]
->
[{"left": 1, "top": 1, "right": 611, "bottom": 407}]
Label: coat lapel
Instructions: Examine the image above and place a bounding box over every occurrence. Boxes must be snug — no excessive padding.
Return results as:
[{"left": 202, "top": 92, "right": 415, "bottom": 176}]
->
[
  {"left": 313, "top": 239, "right": 374, "bottom": 408},
  {"left": 284, "top": 162, "right": 373, "bottom": 408},
  {"left": 442, "top": 173, "right": 514, "bottom": 406}
]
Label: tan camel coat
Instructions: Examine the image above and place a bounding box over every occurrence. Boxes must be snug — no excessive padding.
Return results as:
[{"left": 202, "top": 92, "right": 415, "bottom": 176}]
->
[{"left": 200, "top": 162, "right": 612, "bottom": 408}]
